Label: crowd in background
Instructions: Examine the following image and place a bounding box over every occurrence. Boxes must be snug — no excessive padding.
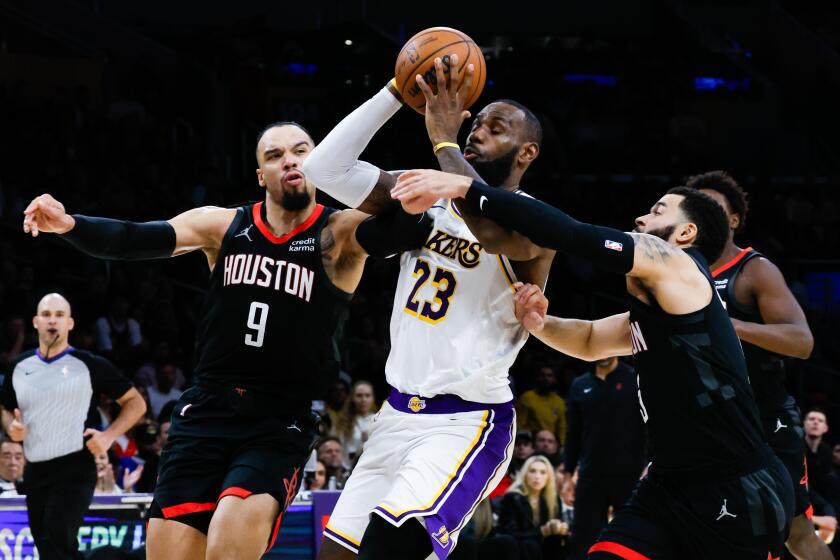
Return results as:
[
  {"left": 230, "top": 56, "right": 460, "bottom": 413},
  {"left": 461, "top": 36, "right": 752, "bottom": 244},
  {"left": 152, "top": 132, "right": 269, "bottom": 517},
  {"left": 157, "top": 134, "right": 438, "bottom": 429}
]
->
[{"left": 1, "top": 8, "right": 839, "bottom": 557}]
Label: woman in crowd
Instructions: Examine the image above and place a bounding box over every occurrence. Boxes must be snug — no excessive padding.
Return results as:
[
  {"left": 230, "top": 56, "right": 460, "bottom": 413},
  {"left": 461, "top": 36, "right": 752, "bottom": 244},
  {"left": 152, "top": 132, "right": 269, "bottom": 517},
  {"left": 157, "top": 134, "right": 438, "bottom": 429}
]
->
[
  {"left": 331, "top": 380, "right": 377, "bottom": 464},
  {"left": 498, "top": 455, "right": 569, "bottom": 559}
]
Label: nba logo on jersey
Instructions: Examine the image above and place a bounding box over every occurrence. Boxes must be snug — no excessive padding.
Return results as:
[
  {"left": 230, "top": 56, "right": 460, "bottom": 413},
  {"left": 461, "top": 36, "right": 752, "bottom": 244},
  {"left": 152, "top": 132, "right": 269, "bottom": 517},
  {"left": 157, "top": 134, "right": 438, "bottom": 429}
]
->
[
  {"left": 604, "top": 239, "right": 624, "bottom": 252},
  {"left": 408, "top": 396, "right": 426, "bottom": 413},
  {"left": 432, "top": 525, "right": 450, "bottom": 548}
]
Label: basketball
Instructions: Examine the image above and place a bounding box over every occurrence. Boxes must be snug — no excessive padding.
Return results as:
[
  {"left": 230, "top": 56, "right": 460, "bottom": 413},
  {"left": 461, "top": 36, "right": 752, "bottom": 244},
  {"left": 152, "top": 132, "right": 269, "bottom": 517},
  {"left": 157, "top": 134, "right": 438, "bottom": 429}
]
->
[{"left": 394, "top": 27, "right": 486, "bottom": 114}]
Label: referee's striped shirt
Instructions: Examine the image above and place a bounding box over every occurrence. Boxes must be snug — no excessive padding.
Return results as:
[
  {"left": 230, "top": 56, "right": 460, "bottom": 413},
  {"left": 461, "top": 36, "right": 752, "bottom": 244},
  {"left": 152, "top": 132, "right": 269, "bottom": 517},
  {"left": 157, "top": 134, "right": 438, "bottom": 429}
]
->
[{"left": 1, "top": 347, "right": 132, "bottom": 463}]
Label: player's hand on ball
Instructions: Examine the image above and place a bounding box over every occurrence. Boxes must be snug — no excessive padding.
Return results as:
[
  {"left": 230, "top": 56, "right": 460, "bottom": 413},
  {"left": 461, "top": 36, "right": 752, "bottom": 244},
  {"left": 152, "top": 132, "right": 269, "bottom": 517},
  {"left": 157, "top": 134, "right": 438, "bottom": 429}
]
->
[
  {"left": 415, "top": 54, "right": 474, "bottom": 145},
  {"left": 83, "top": 428, "right": 115, "bottom": 456},
  {"left": 22, "top": 194, "right": 75, "bottom": 237},
  {"left": 513, "top": 282, "right": 548, "bottom": 333},
  {"left": 8, "top": 409, "right": 26, "bottom": 442},
  {"left": 392, "top": 170, "right": 472, "bottom": 214}
]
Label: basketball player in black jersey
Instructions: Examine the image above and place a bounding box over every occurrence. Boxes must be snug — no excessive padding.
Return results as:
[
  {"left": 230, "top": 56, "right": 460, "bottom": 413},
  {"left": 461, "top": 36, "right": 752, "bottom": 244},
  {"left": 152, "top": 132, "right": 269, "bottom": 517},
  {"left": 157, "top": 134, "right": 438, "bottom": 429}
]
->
[
  {"left": 688, "top": 171, "right": 828, "bottom": 559},
  {"left": 21, "top": 123, "right": 429, "bottom": 560},
  {"left": 392, "top": 171, "right": 795, "bottom": 558}
]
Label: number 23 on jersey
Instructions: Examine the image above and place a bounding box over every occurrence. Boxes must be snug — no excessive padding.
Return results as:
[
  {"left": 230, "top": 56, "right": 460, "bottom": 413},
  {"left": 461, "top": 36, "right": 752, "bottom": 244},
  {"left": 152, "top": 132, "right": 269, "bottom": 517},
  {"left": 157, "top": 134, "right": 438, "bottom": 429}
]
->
[{"left": 403, "top": 258, "right": 458, "bottom": 324}]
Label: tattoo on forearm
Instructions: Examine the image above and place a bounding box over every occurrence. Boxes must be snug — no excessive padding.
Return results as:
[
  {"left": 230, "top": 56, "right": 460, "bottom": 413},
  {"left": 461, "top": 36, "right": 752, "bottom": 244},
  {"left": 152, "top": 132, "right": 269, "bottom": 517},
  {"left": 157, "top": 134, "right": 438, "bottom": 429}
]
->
[
  {"left": 630, "top": 233, "right": 676, "bottom": 263},
  {"left": 356, "top": 185, "right": 393, "bottom": 215}
]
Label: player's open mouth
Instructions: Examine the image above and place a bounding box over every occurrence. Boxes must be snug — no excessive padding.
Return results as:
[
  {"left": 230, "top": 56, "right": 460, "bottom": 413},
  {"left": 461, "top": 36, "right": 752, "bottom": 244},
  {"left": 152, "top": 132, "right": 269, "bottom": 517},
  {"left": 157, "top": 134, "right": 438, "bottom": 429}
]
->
[
  {"left": 464, "top": 146, "right": 480, "bottom": 161},
  {"left": 47, "top": 328, "right": 58, "bottom": 335},
  {"left": 283, "top": 171, "right": 304, "bottom": 188}
]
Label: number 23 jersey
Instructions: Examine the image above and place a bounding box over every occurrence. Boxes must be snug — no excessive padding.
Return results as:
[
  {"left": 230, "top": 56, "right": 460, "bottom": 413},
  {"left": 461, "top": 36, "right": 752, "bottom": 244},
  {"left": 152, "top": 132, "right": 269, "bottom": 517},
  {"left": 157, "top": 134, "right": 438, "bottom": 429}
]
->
[
  {"left": 386, "top": 200, "right": 528, "bottom": 404},
  {"left": 192, "top": 202, "right": 350, "bottom": 415}
]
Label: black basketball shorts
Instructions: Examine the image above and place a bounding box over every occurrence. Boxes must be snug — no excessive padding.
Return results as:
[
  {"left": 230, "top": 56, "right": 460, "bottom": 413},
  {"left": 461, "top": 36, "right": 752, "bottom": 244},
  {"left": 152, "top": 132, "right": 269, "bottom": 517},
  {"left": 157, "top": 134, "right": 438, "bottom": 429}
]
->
[
  {"left": 588, "top": 451, "right": 794, "bottom": 560},
  {"left": 762, "top": 402, "right": 812, "bottom": 518},
  {"left": 147, "top": 386, "right": 317, "bottom": 545}
]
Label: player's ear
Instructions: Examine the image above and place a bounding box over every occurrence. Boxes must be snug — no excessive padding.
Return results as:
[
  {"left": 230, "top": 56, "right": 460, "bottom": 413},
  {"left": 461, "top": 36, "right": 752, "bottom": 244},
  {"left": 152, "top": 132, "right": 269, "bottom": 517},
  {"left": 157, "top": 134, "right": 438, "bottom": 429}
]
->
[
  {"left": 677, "top": 222, "right": 698, "bottom": 244},
  {"left": 32, "top": 316, "right": 38, "bottom": 330},
  {"left": 256, "top": 168, "right": 266, "bottom": 187},
  {"left": 68, "top": 317, "right": 75, "bottom": 332},
  {"left": 730, "top": 213, "right": 741, "bottom": 231},
  {"left": 518, "top": 142, "right": 539, "bottom": 165}
]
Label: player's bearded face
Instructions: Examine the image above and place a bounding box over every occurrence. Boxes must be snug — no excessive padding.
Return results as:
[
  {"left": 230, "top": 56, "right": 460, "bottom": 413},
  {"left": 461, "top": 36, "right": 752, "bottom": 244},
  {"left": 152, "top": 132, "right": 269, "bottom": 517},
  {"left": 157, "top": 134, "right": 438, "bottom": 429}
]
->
[
  {"left": 471, "top": 146, "right": 517, "bottom": 187},
  {"left": 634, "top": 223, "right": 676, "bottom": 243},
  {"left": 280, "top": 183, "right": 312, "bottom": 211}
]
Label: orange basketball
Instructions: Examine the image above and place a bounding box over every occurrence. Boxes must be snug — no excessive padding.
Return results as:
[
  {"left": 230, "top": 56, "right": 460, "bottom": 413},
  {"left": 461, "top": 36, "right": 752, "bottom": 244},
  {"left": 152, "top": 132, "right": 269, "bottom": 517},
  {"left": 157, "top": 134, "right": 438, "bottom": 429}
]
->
[{"left": 394, "top": 27, "right": 486, "bottom": 115}]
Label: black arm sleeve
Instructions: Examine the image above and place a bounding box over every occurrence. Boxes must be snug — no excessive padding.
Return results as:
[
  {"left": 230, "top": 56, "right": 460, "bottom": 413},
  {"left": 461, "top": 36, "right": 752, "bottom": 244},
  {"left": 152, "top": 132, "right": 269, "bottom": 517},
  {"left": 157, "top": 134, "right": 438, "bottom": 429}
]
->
[
  {"left": 60, "top": 215, "right": 176, "bottom": 260},
  {"left": 354, "top": 206, "right": 433, "bottom": 258},
  {"left": 465, "top": 181, "right": 635, "bottom": 274},
  {"left": 563, "top": 383, "right": 582, "bottom": 474}
]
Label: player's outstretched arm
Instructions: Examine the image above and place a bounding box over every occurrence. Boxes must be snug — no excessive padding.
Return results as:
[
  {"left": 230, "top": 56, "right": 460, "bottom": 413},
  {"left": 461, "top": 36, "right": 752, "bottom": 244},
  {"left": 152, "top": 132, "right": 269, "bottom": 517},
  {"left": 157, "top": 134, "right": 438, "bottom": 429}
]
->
[
  {"left": 23, "top": 193, "right": 234, "bottom": 260},
  {"left": 300, "top": 82, "right": 404, "bottom": 215},
  {"left": 416, "top": 55, "right": 549, "bottom": 261},
  {"left": 732, "top": 257, "right": 814, "bottom": 358},
  {"left": 514, "top": 282, "right": 632, "bottom": 361}
]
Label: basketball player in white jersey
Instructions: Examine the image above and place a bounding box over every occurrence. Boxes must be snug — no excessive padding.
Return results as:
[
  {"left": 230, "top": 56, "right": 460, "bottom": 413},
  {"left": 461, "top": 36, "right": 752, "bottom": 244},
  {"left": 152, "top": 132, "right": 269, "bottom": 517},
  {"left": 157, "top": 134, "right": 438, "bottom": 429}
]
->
[{"left": 301, "top": 57, "right": 554, "bottom": 559}]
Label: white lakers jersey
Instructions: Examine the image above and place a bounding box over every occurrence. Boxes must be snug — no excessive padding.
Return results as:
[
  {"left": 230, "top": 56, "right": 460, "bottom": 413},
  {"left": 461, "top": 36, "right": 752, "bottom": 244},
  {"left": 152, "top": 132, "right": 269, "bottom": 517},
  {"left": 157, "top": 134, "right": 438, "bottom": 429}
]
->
[{"left": 385, "top": 199, "right": 529, "bottom": 403}]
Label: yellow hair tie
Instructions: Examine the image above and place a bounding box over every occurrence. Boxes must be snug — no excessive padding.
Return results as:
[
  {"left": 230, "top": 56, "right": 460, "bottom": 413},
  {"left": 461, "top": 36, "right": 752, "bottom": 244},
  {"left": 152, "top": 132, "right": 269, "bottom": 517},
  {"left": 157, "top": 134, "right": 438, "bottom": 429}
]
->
[{"left": 433, "top": 142, "right": 460, "bottom": 154}]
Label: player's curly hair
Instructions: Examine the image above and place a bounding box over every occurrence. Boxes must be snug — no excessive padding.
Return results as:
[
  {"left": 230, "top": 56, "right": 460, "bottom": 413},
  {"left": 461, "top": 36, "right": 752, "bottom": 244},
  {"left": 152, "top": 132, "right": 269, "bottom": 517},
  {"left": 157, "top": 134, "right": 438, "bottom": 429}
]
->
[
  {"left": 667, "top": 186, "right": 730, "bottom": 264},
  {"left": 685, "top": 170, "right": 749, "bottom": 231}
]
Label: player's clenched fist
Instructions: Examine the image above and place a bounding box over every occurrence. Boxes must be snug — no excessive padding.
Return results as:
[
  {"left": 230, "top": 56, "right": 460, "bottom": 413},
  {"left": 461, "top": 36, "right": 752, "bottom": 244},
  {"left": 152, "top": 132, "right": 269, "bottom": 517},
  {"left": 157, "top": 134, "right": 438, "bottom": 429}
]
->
[
  {"left": 23, "top": 193, "right": 75, "bottom": 237},
  {"left": 513, "top": 282, "right": 548, "bottom": 333}
]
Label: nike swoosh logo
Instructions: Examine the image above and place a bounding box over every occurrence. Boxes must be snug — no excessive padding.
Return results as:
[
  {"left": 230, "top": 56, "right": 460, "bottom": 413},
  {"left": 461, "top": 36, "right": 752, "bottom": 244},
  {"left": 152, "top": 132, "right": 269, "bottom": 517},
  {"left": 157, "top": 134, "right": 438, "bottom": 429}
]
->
[
  {"left": 479, "top": 195, "right": 488, "bottom": 211},
  {"left": 24, "top": 371, "right": 33, "bottom": 376}
]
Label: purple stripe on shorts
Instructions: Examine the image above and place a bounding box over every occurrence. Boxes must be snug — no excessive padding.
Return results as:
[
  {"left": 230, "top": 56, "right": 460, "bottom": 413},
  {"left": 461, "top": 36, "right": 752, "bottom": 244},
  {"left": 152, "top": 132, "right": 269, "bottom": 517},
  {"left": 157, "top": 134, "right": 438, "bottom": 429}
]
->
[
  {"left": 387, "top": 387, "right": 513, "bottom": 414},
  {"left": 323, "top": 526, "right": 359, "bottom": 553},
  {"left": 374, "top": 403, "right": 515, "bottom": 559}
]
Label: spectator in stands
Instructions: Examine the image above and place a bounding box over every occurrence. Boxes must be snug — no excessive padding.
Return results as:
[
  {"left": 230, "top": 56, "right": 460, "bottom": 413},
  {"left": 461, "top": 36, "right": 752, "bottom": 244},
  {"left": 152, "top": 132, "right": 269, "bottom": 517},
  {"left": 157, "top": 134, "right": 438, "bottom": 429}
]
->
[
  {"left": 450, "top": 498, "right": 519, "bottom": 560},
  {"left": 134, "top": 341, "right": 186, "bottom": 390},
  {"left": 317, "top": 436, "right": 349, "bottom": 489},
  {"left": 146, "top": 363, "right": 182, "bottom": 419},
  {"left": 93, "top": 296, "right": 142, "bottom": 364},
  {"left": 498, "top": 455, "right": 569, "bottom": 560},
  {"left": 516, "top": 366, "right": 566, "bottom": 445},
  {"left": 564, "top": 356, "right": 646, "bottom": 560},
  {"left": 306, "top": 460, "right": 327, "bottom": 491},
  {"left": 331, "top": 380, "right": 376, "bottom": 464},
  {"left": 805, "top": 409, "right": 834, "bottom": 496},
  {"left": 0, "top": 439, "right": 24, "bottom": 497},
  {"left": 534, "top": 429, "right": 563, "bottom": 468},
  {"left": 94, "top": 450, "right": 143, "bottom": 494},
  {"left": 323, "top": 372, "right": 351, "bottom": 433}
]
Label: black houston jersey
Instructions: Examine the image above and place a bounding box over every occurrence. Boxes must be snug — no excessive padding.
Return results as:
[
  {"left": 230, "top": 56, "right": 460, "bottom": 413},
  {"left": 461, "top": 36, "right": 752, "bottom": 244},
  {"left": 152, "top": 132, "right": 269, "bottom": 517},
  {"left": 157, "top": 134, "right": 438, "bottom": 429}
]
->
[
  {"left": 627, "top": 248, "right": 765, "bottom": 477},
  {"left": 712, "top": 247, "right": 787, "bottom": 417},
  {"left": 192, "top": 201, "right": 351, "bottom": 417}
]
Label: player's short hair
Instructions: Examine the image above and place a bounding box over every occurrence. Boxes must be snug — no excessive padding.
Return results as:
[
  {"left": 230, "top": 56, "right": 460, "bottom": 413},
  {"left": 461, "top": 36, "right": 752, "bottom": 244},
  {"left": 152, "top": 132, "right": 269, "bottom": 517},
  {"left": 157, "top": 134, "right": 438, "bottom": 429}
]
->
[
  {"left": 492, "top": 99, "right": 543, "bottom": 146},
  {"left": 666, "top": 186, "right": 730, "bottom": 264},
  {"left": 805, "top": 407, "right": 827, "bottom": 419},
  {"left": 255, "top": 121, "right": 315, "bottom": 159},
  {"left": 685, "top": 171, "right": 749, "bottom": 231}
]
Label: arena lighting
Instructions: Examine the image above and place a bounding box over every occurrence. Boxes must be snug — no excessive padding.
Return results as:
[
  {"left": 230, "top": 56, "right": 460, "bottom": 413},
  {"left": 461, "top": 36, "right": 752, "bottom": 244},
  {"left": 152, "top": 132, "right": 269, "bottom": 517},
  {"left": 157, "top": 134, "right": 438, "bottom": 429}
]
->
[
  {"left": 286, "top": 63, "right": 318, "bottom": 75},
  {"left": 694, "top": 77, "right": 751, "bottom": 91},
  {"left": 344, "top": 39, "right": 353, "bottom": 46},
  {"left": 563, "top": 74, "right": 619, "bottom": 86}
]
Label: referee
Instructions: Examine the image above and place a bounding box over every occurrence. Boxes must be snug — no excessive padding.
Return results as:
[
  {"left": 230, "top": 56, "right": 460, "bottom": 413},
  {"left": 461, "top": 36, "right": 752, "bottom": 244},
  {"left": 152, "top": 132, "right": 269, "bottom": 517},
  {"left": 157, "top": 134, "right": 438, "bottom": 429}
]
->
[
  {"left": 1, "top": 293, "right": 146, "bottom": 559},
  {"left": 564, "top": 356, "right": 646, "bottom": 560}
]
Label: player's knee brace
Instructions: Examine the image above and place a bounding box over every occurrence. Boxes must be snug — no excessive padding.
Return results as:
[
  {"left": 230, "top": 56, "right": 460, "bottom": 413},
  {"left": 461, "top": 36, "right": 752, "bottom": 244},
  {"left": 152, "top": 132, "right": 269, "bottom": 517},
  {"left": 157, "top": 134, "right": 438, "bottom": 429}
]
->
[{"left": 357, "top": 515, "right": 432, "bottom": 560}]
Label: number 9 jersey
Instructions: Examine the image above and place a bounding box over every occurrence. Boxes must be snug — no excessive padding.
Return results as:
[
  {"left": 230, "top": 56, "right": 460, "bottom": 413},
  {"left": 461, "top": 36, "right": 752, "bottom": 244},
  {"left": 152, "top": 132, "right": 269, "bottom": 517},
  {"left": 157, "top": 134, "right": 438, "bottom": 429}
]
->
[
  {"left": 191, "top": 201, "right": 350, "bottom": 418},
  {"left": 386, "top": 199, "right": 529, "bottom": 404}
]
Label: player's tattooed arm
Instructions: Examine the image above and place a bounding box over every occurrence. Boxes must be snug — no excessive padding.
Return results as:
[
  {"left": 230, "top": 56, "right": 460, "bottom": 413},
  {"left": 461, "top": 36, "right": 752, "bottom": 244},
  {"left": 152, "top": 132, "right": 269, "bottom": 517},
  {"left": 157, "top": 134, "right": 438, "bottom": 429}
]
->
[
  {"left": 321, "top": 210, "right": 370, "bottom": 294},
  {"left": 355, "top": 170, "right": 400, "bottom": 215}
]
